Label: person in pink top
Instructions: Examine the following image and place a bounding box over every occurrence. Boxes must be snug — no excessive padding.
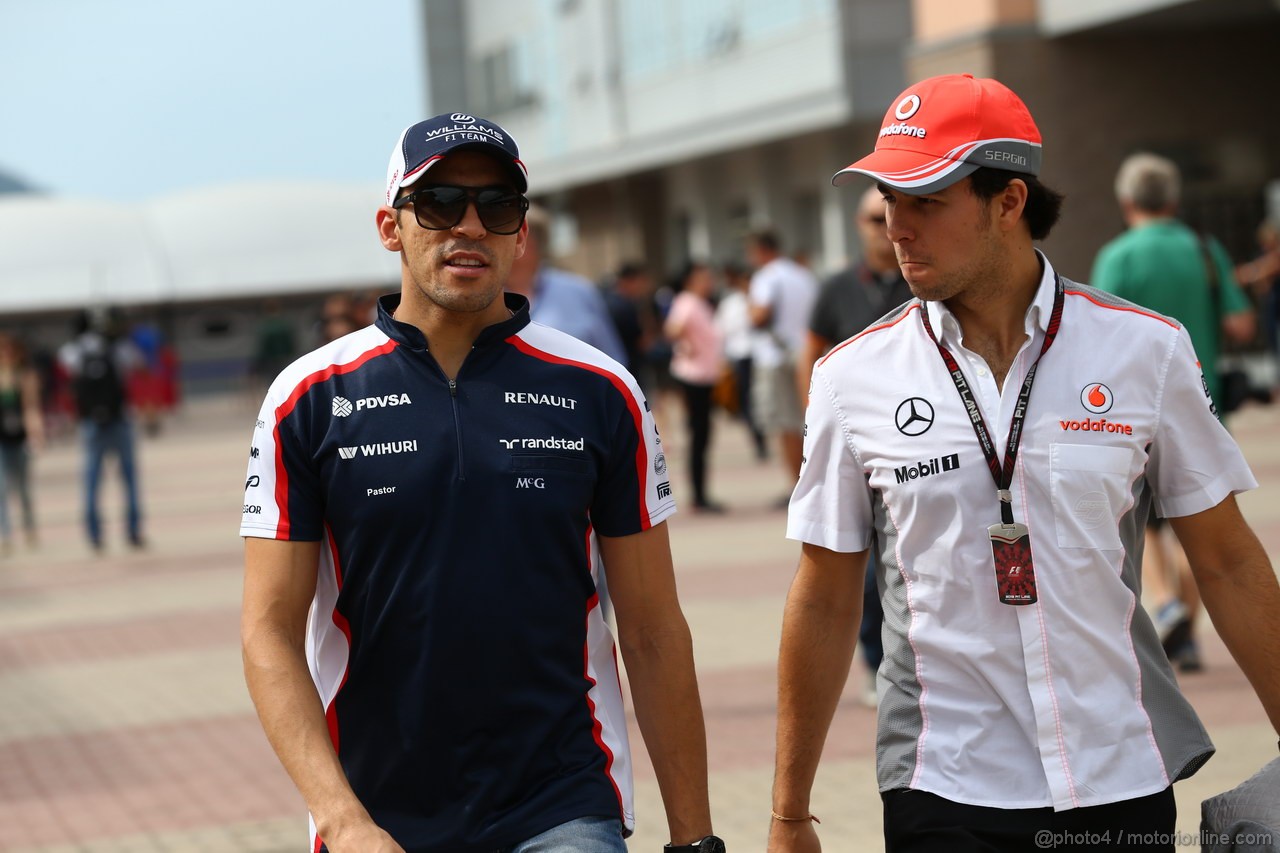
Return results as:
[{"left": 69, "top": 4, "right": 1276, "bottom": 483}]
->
[{"left": 665, "top": 262, "right": 725, "bottom": 512}]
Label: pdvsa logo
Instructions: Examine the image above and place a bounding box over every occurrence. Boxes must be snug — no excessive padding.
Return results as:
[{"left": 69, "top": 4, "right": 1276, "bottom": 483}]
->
[
  {"left": 1080, "top": 383, "right": 1113, "bottom": 414},
  {"left": 332, "top": 393, "right": 412, "bottom": 417},
  {"left": 356, "top": 393, "right": 412, "bottom": 411}
]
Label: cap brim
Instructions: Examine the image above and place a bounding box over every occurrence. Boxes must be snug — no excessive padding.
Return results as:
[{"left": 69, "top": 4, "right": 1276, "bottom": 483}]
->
[{"left": 832, "top": 148, "right": 978, "bottom": 195}]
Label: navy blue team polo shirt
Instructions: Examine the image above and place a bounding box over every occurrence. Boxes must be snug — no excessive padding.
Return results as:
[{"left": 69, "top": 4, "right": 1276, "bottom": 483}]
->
[{"left": 241, "top": 293, "right": 676, "bottom": 853}]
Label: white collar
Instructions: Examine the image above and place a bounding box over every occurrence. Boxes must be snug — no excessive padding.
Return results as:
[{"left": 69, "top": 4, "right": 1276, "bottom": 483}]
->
[{"left": 923, "top": 249, "right": 1057, "bottom": 347}]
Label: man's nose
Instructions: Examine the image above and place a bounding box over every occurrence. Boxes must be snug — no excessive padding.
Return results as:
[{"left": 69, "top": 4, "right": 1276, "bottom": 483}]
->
[{"left": 452, "top": 199, "right": 488, "bottom": 237}]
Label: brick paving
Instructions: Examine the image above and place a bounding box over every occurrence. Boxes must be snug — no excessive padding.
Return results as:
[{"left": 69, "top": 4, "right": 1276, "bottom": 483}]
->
[{"left": 1, "top": 395, "right": 1277, "bottom": 852}]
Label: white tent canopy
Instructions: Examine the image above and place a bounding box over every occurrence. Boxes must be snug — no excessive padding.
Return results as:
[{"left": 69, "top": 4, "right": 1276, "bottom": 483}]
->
[{"left": 0, "top": 181, "right": 400, "bottom": 313}]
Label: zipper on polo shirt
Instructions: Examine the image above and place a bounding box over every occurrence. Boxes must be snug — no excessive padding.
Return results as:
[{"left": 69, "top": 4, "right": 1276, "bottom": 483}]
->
[{"left": 447, "top": 377, "right": 465, "bottom": 481}]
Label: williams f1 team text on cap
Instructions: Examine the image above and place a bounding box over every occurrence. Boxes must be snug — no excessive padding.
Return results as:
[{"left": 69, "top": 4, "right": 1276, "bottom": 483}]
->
[
  {"left": 385, "top": 112, "right": 528, "bottom": 206},
  {"left": 833, "top": 74, "right": 1042, "bottom": 195}
]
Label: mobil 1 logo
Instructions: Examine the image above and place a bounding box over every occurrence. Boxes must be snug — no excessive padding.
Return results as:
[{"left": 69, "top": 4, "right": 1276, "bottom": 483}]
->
[{"left": 895, "top": 453, "right": 960, "bottom": 484}]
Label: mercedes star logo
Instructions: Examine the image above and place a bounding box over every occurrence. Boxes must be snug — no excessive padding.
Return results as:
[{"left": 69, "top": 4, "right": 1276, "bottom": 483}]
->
[{"left": 895, "top": 397, "right": 935, "bottom": 436}]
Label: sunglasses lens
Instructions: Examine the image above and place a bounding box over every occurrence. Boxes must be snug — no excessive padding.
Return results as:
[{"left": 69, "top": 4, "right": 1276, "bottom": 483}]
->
[
  {"left": 474, "top": 190, "right": 527, "bottom": 235},
  {"left": 413, "top": 187, "right": 470, "bottom": 229}
]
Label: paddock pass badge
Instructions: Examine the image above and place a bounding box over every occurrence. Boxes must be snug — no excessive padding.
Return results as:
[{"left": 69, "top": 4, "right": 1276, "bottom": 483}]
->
[{"left": 989, "top": 522, "right": 1038, "bottom": 605}]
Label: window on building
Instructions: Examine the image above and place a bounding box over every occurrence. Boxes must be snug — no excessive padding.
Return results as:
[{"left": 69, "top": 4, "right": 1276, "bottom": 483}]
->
[
  {"left": 472, "top": 43, "right": 536, "bottom": 114},
  {"left": 620, "top": 0, "right": 835, "bottom": 81}
]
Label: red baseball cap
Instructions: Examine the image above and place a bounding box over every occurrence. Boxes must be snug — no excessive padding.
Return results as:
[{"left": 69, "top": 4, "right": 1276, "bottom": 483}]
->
[{"left": 833, "top": 74, "right": 1042, "bottom": 195}]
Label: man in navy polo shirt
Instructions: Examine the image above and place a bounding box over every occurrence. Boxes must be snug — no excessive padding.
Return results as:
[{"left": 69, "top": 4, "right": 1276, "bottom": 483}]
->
[
  {"left": 770, "top": 75, "right": 1280, "bottom": 852},
  {"left": 241, "top": 113, "right": 723, "bottom": 853}
]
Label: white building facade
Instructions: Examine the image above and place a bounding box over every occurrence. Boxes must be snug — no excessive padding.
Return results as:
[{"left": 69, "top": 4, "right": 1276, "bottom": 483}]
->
[{"left": 425, "top": 0, "right": 912, "bottom": 280}]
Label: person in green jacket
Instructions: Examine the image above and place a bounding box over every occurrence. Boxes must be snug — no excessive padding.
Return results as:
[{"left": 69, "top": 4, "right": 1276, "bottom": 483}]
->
[{"left": 1092, "top": 151, "right": 1255, "bottom": 674}]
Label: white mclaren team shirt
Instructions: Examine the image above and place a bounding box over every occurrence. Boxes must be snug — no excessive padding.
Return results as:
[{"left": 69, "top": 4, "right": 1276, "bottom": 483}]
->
[{"left": 788, "top": 253, "right": 1256, "bottom": 811}]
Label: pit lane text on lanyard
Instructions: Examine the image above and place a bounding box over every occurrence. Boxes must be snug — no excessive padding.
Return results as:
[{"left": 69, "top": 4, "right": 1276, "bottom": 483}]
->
[{"left": 918, "top": 275, "right": 1065, "bottom": 605}]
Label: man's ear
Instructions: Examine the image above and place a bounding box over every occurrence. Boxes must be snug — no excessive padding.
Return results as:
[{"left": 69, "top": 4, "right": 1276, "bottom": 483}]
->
[
  {"left": 996, "top": 179, "right": 1029, "bottom": 233},
  {"left": 376, "top": 207, "right": 402, "bottom": 252},
  {"left": 513, "top": 219, "right": 529, "bottom": 260}
]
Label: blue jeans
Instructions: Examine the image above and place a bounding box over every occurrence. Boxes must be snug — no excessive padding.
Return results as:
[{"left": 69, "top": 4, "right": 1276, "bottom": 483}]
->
[
  {"left": 0, "top": 441, "right": 35, "bottom": 542},
  {"left": 81, "top": 419, "right": 142, "bottom": 545},
  {"left": 506, "top": 816, "right": 627, "bottom": 853}
]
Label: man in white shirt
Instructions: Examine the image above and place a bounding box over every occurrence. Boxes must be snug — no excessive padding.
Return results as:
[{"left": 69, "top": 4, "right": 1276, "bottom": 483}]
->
[
  {"left": 746, "top": 229, "right": 818, "bottom": 494},
  {"left": 770, "top": 74, "right": 1280, "bottom": 853}
]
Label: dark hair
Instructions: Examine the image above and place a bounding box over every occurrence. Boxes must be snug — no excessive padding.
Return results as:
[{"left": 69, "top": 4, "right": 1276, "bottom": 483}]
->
[
  {"left": 968, "top": 168, "right": 1065, "bottom": 241},
  {"left": 671, "top": 260, "right": 708, "bottom": 293},
  {"left": 616, "top": 260, "right": 647, "bottom": 280},
  {"left": 748, "top": 228, "right": 781, "bottom": 254}
]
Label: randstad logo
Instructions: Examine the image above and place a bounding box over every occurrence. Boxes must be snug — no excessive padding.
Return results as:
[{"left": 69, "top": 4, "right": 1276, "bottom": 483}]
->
[{"left": 498, "top": 436, "right": 585, "bottom": 451}]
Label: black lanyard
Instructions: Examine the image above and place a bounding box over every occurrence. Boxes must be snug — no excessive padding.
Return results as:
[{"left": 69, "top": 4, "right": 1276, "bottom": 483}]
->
[{"left": 918, "top": 276, "right": 1064, "bottom": 524}]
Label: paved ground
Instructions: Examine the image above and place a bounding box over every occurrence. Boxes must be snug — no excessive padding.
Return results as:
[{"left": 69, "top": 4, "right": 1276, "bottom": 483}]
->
[{"left": 1, "top": 393, "right": 1277, "bottom": 852}]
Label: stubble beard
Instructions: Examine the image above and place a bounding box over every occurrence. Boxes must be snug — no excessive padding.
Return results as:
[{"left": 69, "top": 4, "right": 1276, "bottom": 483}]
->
[
  {"left": 903, "top": 212, "right": 1004, "bottom": 305},
  {"left": 412, "top": 243, "right": 508, "bottom": 315}
]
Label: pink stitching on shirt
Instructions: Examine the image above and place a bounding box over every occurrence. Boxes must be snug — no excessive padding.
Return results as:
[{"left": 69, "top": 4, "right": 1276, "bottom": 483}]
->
[
  {"left": 1035, "top": 602, "right": 1081, "bottom": 808},
  {"left": 1124, "top": 587, "right": 1171, "bottom": 787}
]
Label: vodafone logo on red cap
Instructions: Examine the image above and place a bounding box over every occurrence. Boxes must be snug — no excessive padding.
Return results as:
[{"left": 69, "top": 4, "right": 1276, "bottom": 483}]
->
[{"left": 894, "top": 94, "right": 921, "bottom": 120}]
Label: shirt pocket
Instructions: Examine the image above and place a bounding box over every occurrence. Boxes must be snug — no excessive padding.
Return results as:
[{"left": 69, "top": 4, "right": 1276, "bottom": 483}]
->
[
  {"left": 1050, "top": 443, "right": 1134, "bottom": 550},
  {"left": 510, "top": 454, "right": 593, "bottom": 476},
  {"left": 508, "top": 454, "right": 596, "bottom": 512}
]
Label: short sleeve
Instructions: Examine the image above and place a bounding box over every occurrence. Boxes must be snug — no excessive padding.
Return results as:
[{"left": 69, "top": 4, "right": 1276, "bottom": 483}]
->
[
  {"left": 591, "top": 377, "right": 677, "bottom": 537},
  {"left": 786, "top": 363, "right": 874, "bottom": 552},
  {"left": 241, "top": 383, "right": 326, "bottom": 541},
  {"left": 664, "top": 292, "right": 693, "bottom": 337},
  {"left": 1148, "top": 326, "right": 1257, "bottom": 518}
]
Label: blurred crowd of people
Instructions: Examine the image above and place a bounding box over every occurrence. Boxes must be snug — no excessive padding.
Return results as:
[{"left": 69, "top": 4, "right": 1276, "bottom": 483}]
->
[
  {"left": 0, "top": 307, "right": 182, "bottom": 556},
  {"left": 5, "top": 163, "right": 1279, "bottom": 606}
]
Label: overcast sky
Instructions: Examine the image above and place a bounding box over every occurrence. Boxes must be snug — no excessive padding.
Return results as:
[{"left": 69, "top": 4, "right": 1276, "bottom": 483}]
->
[{"left": 0, "top": 0, "right": 427, "bottom": 201}]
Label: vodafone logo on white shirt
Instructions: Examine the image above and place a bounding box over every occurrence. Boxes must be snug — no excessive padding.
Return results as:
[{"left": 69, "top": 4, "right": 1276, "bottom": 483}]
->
[{"left": 1080, "top": 383, "right": 1113, "bottom": 414}]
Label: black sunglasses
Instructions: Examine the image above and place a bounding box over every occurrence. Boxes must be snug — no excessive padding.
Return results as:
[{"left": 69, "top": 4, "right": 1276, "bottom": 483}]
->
[{"left": 392, "top": 185, "right": 530, "bottom": 235}]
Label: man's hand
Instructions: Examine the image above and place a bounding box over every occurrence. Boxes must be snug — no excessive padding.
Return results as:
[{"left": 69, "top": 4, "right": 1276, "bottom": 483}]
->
[
  {"left": 322, "top": 819, "right": 406, "bottom": 853},
  {"left": 767, "top": 817, "right": 821, "bottom": 852}
]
